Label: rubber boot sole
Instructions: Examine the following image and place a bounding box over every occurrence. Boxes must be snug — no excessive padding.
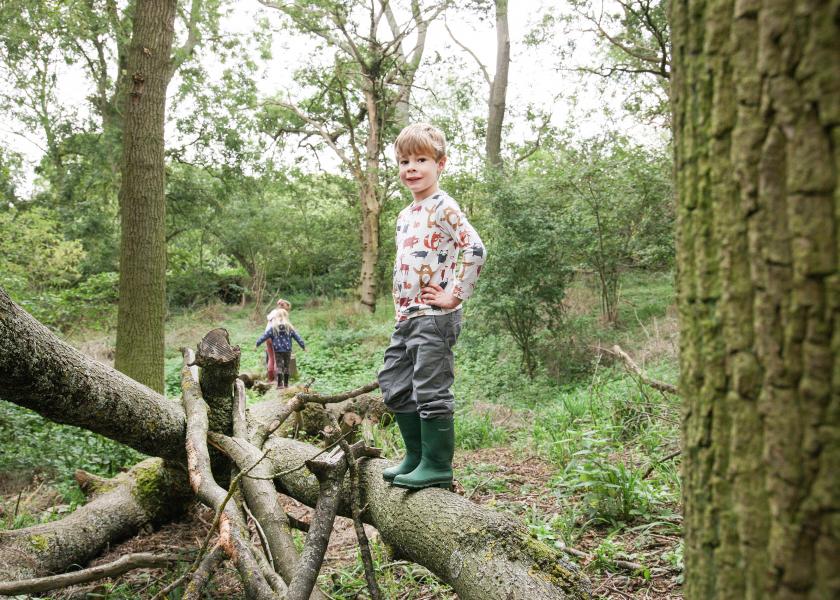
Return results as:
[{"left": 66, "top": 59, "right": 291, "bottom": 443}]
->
[{"left": 392, "top": 478, "right": 452, "bottom": 491}]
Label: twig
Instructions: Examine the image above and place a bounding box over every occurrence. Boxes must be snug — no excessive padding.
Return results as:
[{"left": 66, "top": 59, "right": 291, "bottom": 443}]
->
[
  {"left": 296, "top": 381, "right": 380, "bottom": 405},
  {"left": 208, "top": 432, "right": 328, "bottom": 599},
  {"left": 642, "top": 448, "right": 682, "bottom": 479},
  {"left": 601, "top": 345, "right": 679, "bottom": 395},
  {"left": 252, "top": 381, "right": 380, "bottom": 448},
  {"left": 243, "top": 501, "right": 274, "bottom": 572},
  {"left": 338, "top": 432, "right": 382, "bottom": 600},
  {"left": 182, "top": 544, "right": 225, "bottom": 600},
  {"left": 0, "top": 553, "right": 185, "bottom": 595},
  {"left": 466, "top": 475, "right": 497, "bottom": 501},
  {"left": 557, "top": 544, "right": 646, "bottom": 574}
]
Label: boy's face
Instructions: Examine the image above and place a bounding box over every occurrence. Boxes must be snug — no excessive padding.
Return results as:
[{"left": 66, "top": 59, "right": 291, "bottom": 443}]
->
[{"left": 398, "top": 150, "right": 446, "bottom": 201}]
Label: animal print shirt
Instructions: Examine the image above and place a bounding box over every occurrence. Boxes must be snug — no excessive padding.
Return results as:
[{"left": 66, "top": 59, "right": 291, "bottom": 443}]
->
[{"left": 392, "top": 190, "right": 486, "bottom": 321}]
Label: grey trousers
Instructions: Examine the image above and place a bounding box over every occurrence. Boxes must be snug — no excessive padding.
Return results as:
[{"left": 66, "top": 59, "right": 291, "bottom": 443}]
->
[{"left": 378, "top": 311, "right": 462, "bottom": 419}]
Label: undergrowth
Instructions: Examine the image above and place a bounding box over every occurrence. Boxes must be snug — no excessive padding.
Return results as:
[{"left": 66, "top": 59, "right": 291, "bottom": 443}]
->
[{"left": 0, "top": 270, "right": 683, "bottom": 597}]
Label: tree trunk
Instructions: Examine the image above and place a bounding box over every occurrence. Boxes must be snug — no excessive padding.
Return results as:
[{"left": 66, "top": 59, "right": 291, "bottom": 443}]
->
[
  {"left": 358, "top": 90, "right": 382, "bottom": 313},
  {"left": 0, "top": 288, "right": 590, "bottom": 599},
  {"left": 670, "top": 2, "right": 839, "bottom": 598},
  {"left": 0, "top": 459, "right": 189, "bottom": 581},
  {"left": 262, "top": 436, "right": 587, "bottom": 600},
  {"left": 114, "top": 0, "right": 177, "bottom": 393},
  {"left": 358, "top": 181, "right": 381, "bottom": 313},
  {"left": 0, "top": 287, "right": 186, "bottom": 462},
  {"left": 485, "top": 0, "right": 510, "bottom": 169}
]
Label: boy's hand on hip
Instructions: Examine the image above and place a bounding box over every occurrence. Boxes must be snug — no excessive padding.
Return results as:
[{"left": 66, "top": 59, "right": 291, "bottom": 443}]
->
[{"left": 421, "top": 284, "right": 461, "bottom": 309}]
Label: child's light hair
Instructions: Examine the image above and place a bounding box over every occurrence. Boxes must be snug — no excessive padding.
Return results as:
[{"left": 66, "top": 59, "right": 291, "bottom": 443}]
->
[
  {"left": 267, "top": 298, "right": 292, "bottom": 322},
  {"left": 394, "top": 123, "right": 446, "bottom": 161},
  {"left": 269, "top": 308, "right": 293, "bottom": 333}
]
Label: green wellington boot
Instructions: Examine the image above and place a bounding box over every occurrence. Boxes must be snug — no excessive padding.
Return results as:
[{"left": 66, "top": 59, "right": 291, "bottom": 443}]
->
[
  {"left": 392, "top": 416, "right": 454, "bottom": 490},
  {"left": 382, "top": 412, "right": 422, "bottom": 483}
]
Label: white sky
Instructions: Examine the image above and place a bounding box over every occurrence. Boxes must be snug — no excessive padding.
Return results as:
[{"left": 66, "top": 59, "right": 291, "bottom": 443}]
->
[{"left": 1, "top": 0, "right": 662, "bottom": 195}]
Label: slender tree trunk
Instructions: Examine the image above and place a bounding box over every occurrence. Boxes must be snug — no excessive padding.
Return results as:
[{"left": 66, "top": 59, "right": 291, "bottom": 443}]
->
[
  {"left": 358, "top": 86, "right": 382, "bottom": 312},
  {"left": 358, "top": 182, "right": 381, "bottom": 312},
  {"left": 671, "top": 1, "right": 839, "bottom": 598},
  {"left": 485, "top": 0, "right": 510, "bottom": 169},
  {"left": 114, "top": 0, "right": 177, "bottom": 393}
]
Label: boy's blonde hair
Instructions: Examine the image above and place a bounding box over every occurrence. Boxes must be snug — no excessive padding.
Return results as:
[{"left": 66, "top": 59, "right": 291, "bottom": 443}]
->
[{"left": 394, "top": 123, "right": 446, "bottom": 161}]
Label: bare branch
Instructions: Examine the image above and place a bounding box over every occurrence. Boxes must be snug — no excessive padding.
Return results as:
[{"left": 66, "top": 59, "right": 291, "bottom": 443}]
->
[
  {"left": 444, "top": 19, "right": 491, "bottom": 85},
  {"left": 268, "top": 99, "right": 354, "bottom": 167},
  {"left": 601, "top": 344, "right": 679, "bottom": 395},
  {"left": 338, "top": 435, "right": 381, "bottom": 600},
  {"left": 182, "top": 544, "right": 226, "bottom": 600},
  {"left": 169, "top": 0, "right": 203, "bottom": 78},
  {"left": 0, "top": 553, "right": 186, "bottom": 596}
]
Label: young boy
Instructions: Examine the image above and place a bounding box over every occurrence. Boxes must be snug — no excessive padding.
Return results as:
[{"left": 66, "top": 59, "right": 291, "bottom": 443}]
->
[{"left": 379, "top": 123, "right": 486, "bottom": 490}]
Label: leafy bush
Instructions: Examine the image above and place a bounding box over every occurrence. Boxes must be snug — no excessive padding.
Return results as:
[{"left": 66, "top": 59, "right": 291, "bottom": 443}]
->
[
  {"left": 539, "top": 315, "right": 600, "bottom": 382},
  {"left": 0, "top": 206, "right": 86, "bottom": 292},
  {"left": 166, "top": 265, "right": 248, "bottom": 307},
  {"left": 568, "top": 458, "right": 659, "bottom": 525},
  {"left": 474, "top": 170, "right": 573, "bottom": 377}
]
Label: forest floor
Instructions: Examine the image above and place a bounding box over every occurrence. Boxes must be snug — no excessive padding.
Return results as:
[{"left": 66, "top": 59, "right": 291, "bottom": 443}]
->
[{"left": 1, "top": 271, "right": 683, "bottom": 598}]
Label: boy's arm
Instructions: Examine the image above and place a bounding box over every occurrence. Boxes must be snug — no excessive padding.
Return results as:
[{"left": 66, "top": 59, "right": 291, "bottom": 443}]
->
[
  {"left": 423, "top": 201, "right": 486, "bottom": 308},
  {"left": 443, "top": 204, "right": 486, "bottom": 302}
]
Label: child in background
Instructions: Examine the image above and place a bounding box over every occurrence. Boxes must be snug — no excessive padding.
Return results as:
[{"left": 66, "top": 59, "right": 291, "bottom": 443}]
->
[
  {"left": 256, "top": 307, "right": 306, "bottom": 389},
  {"left": 378, "top": 122, "right": 486, "bottom": 490},
  {"left": 264, "top": 299, "right": 293, "bottom": 383}
]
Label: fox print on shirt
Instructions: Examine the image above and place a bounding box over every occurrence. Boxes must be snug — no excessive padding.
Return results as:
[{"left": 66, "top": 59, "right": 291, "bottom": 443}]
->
[{"left": 392, "top": 191, "right": 486, "bottom": 321}]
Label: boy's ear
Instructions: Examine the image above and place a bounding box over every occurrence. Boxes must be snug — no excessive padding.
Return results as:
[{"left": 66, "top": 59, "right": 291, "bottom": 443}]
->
[{"left": 437, "top": 155, "right": 447, "bottom": 174}]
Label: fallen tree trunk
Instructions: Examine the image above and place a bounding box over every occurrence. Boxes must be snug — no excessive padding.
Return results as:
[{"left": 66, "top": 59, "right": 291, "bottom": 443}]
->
[
  {"left": 0, "top": 288, "right": 186, "bottom": 461},
  {"left": 263, "top": 436, "right": 588, "bottom": 600},
  {"left": 0, "top": 288, "right": 589, "bottom": 598},
  {"left": 0, "top": 458, "right": 189, "bottom": 581}
]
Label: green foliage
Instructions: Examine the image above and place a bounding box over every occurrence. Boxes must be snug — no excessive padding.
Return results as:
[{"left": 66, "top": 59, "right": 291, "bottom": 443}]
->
[
  {"left": 559, "top": 0, "right": 670, "bottom": 124},
  {"left": 455, "top": 411, "right": 510, "bottom": 450},
  {"left": 474, "top": 170, "right": 573, "bottom": 377},
  {"left": 567, "top": 458, "right": 659, "bottom": 526},
  {"left": 0, "top": 206, "right": 86, "bottom": 292},
  {"left": 0, "top": 400, "right": 144, "bottom": 501},
  {"left": 28, "top": 271, "right": 120, "bottom": 331},
  {"left": 556, "top": 134, "right": 673, "bottom": 323}
]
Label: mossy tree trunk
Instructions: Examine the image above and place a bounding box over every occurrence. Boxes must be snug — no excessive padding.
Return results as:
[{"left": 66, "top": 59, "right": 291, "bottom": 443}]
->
[
  {"left": 0, "top": 459, "right": 189, "bottom": 581},
  {"left": 114, "top": 0, "right": 177, "bottom": 393},
  {"left": 670, "top": 1, "right": 839, "bottom": 598}
]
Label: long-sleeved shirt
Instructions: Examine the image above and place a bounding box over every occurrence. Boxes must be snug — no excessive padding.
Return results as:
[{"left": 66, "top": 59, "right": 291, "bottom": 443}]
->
[
  {"left": 256, "top": 325, "right": 305, "bottom": 353},
  {"left": 392, "top": 190, "right": 486, "bottom": 321}
]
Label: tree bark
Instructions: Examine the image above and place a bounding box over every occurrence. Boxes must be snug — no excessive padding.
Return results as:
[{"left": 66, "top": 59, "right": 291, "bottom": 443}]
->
[
  {"left": 357, "top": 172, "right": 381, "bottom": 313},
  {"left": 0, "top": 290, "right": 590, "bottom": 599},
  {"left": 671, "top": 1, "right": 840, "bottom": 598},
  {"left": 485, "top": 0, "right": 510, "bottom": 169},
  {"left": 263, "top": 437, "right": 589, "bottom": 600},
  {"left": 0, "top": 286, "right": 186, "bottom": 462},
  {"left": 0, "top": 459, "right": 189, "bottom": 581},
  {"left": 114, "top": 0, "right": 177, "bottom": 393}
]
